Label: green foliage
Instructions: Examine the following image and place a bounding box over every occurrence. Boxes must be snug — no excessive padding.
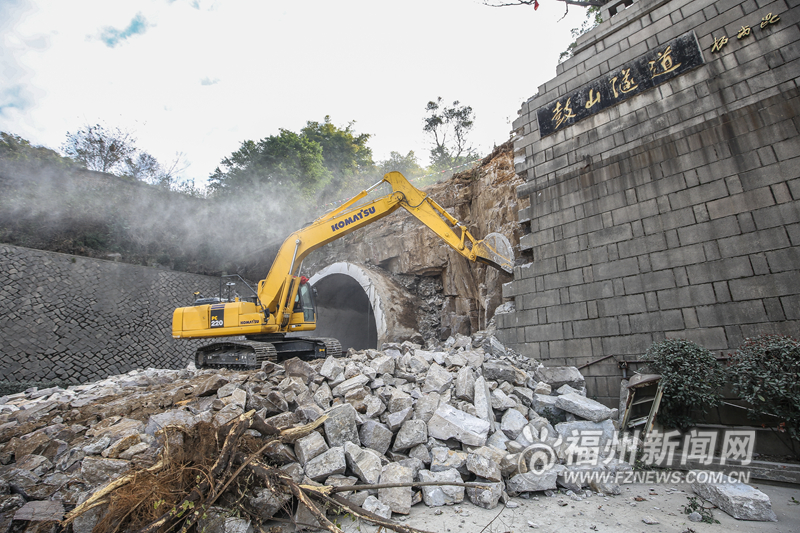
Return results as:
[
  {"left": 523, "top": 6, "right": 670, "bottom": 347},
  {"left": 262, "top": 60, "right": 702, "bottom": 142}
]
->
[
  {"left": 423, "top": 97, "right": 478, "bottom": 172},
  {"left": 559, "top": 6, "right": 603, "bottom": 63},
  {"left": 728, "top": 334, "right": 800, "bottom": 442},
  {"left": 1, "top": 131, "right": 75, "bottom": 168},
  {"left": 377, "top": 151, "right": 424, "bottom": 180},
  {"left": 209, "top": 117, "right": 374, "bottom": 200},
  {"left": 302, "top": 116, "right": 373, "bottom": 179},
  {"left": 682, "top": 496, "right": 720, "bottom": 524},
  {"left": 642, "top": 339, "right": 724, "bottom": 431}
]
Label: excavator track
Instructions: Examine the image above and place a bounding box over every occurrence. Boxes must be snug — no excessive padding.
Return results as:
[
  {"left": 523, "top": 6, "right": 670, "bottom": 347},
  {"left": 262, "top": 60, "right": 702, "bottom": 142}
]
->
[
  {"left": 194, "top": 336, "right": 342, "bottom": 369},
  {"left": 307, "top": 337, "right": 343, "bottom": 358},
  {"left": 195, "top": 340, "right": 278, "bottom": 370}
]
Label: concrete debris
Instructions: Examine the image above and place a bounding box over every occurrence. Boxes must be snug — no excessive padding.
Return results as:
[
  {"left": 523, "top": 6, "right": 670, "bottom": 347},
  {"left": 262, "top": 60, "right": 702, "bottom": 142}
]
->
[
  {"left": 0, "top": 330, "right": 633, "bottom": 527},
  {"left": 691, "top": 480, "right": 778, "bottom": 521}
]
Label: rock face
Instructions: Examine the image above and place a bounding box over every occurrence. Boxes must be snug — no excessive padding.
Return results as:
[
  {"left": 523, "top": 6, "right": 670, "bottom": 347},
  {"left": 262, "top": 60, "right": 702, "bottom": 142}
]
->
[
  {"left": 691, "top": 481, "right": 778, "bottom": 521},
  {"left": 301, "top": 143, "right": 526, "bottom": 340}
]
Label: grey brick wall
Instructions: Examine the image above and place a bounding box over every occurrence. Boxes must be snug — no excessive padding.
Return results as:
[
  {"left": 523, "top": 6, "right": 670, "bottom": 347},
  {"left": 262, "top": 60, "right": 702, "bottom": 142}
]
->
[
  {"left": 0, "top": 244, "right": 220, "bottom": 382},
  {"left": 497, "top": 0, "right": 800, "bottom": 406}
]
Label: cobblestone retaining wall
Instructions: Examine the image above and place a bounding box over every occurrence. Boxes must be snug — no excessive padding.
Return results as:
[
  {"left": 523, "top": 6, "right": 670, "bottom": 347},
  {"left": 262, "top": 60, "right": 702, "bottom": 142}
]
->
[
  {"left": 497, "top": 0, "right": 800, "bottom": 406},
  {"left": 0, "top": 244, "right": 220, "bottom": 382}
]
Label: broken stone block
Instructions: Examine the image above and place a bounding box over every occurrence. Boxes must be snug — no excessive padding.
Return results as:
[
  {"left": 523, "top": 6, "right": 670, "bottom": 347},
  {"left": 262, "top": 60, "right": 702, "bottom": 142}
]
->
[
  {"left": 506, "top": 470, "right": 558, "bottom": 493},
  {"left": 408, "top": 355, "right": 430, "bottom": 374},
  {"left": 419, "top": 468, "right": 464, "bottom": 506},
  {"left": 533, "top": 367, "right": 585, "bottom": 390},
  {"left": 455, "top": 367, "right": 475, "bottom": 401},
  {"left": 500, "top": 409, "right": 527, "bottom": 440},
  {"left": 323, "top": 404, "right": 360, "bottom": 448},
  {"left": 486, "top": 431, "right": 509, "bottom": 451},
  {"left": 379, "top": 463, "right": 413, "bottom": 515},
  {"left": 388, "top": 390, "right": 413, "bottom": 413},
  {"left": 430, "top": 447, "right": 468, "bottom": 473},
  {"left": 397, "top": 457, "right": 424, "bottom": 480},
  {"left": 555, "top": 393, "right": 612, "bottom": 422},
  {"left": 284, "top": 357, "right": 317, "bottom": 384},
  {"left": 590, "top": 478, "right": 621, "bottom": 496},
  {"left": 512, "top": 387, "right": 534, "bottom": 407},
  {"left": 294, "top": 431, "right": 329, "bottom": 466},
  {"left": 344, "top": 442, "right": 382, "bottom": 485},
  {"left": 194, "top": 375, "right": 229, "bottom": 397},
  {"left": 531, "top": 381, "right": 551, "bottom": 395},
  {"left": 466, "top": 454, "right": 502, "bottom": 482},
  {"left": 422, "top": 363, "right": 453, "bottom": 394},
  {"left": 362, "top": 495, "right": 392, "bottom": 519},
  {"left": 467, "top": 480, "right": 503, "bottom": 509},
  {"left": 80, "top": 456, "right": 130, "bottom": 485},
  {"left": 385, "top": 406, "right": 413, "bottom": 432},
  {"left": 359, "top": 419, "right": 393, "bottom": 455},
  {"left": 531, "top": 394, "right": 562, "bottom": 417},
  {"left": 413, "top": 391, "right": 440, "bottom": 423},
  {"left": 393, "top": 420, "right": 428, "bottom": 451},
  {"left": 483, "top": 361, "right": 524, "bottom": 385},
  {"left": 491, "top": 389, "right": 517, "bottom": 411},
  {"left": 371, "top": 355, "right": 396, "bottom": 375},
  {"left": 555, "top": 384, "right": 584, "bottom": 396},
  {"left": 428, "top": 403, "right": 490, "bottom": 446},
  {"left": 472, "top": 376, "right": 496, "bottom": 431},
  {"left": 408, "top": 443, "right": 431, "bottom": 465},
  {"left": 145, "top": 409, "right": 197, "bottom": 435},
  {"left": 331, "top": 374, "right": 370, "bottom": 397},
  {"left": 320, "top": 356, "right": 344, "bottom": 381},
  {"left": 363, "top": 395, "right": 386, "bottom": 418},
  {"left": 691, "top": 481, "right": 777, "bottom": 521},
  {"left": 13, "top": 500, "right": 64, "bottom": 522},
  {"left": 304, "top": 446, "right": 346, "bottom": 481},
  {"left": 249, "top": 486, "right": 291, "bottom": 521},
  {"left": 313, "top": 382, "right": 333, "bottom": 410},
  {"left": 554, "top": 420, "right": 615, "bottom": 453}
]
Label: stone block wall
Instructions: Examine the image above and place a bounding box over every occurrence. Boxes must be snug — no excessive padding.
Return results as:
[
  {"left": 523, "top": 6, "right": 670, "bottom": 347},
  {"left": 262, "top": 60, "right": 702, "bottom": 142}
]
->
[
  {"left": 496, "top": 0, "right": 800, "bottom": 406},
  {"left": 0, "top": 244, "right": 220, "bottom": 383}
]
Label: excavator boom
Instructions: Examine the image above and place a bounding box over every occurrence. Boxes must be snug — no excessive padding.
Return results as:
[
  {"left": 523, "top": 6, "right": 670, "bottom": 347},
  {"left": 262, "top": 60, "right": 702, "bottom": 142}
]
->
[{"left": 172, "top": 171, "right": 514, "bottom": 367}]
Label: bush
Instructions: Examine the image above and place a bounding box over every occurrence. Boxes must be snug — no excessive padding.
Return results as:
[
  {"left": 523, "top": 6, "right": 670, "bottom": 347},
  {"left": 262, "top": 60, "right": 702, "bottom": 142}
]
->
[
  {"left": 728, "top": 334, "right": 800, "bottom": 442},
  {"left": 641, "top": 339, "right": 724, "bottom": 431}
]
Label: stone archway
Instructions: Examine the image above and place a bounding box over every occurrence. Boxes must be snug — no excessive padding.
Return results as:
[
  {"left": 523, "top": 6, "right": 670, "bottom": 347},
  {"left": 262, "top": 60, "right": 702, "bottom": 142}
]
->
[{"left": 308, "top": 262, "right": 421, "bottom": 350}]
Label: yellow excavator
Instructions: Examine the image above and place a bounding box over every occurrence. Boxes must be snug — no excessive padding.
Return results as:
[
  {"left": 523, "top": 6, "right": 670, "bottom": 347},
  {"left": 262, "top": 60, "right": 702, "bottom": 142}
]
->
[{"left": 172, "top": 171, "right": 513, "bottom": 368}]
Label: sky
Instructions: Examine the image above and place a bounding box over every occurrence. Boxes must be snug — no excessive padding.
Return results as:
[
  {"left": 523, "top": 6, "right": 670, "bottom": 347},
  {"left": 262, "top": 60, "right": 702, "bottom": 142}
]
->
[{"left": 0, "top": 0, "right": 587, "bottom": 186}]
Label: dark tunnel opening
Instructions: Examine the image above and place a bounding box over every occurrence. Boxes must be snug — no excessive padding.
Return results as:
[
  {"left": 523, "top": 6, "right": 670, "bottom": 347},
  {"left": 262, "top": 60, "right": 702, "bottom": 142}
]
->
[{"left": 311, "top": 273, "right": 378, "bottom": 351}]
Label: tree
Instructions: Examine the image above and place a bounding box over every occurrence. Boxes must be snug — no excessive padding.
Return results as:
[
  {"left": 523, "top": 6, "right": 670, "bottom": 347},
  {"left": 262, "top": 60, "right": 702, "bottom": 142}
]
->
[
  {"left": 62, "top": 124, "right": 137, "bottom": 174},
  {"left": 208, "top": 129, "right": 330, "bottom": 198},
  {"left": 301, "top": 116, "right": 373, "bottom": 179},
  {"left": 1, "top": 132, "right": 75, "bottom": 167},
  {"left": 377, "top": 151, "right": 424, "bottom": 180},
  {"left": 423, "top": 97, "right": 477, "bottom": 171}
]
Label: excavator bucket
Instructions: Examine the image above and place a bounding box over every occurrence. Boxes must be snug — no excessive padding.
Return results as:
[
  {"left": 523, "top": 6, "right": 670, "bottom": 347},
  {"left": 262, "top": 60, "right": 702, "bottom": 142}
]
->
[{"left": 473, "top": 232, "right": 514, "bottom": 274}]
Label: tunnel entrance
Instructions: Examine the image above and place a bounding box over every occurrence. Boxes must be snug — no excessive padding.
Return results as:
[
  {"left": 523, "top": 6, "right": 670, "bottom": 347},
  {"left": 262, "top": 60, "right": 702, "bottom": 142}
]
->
[{"left": 311, "top": 273, "right": 378, "bottom": 351}]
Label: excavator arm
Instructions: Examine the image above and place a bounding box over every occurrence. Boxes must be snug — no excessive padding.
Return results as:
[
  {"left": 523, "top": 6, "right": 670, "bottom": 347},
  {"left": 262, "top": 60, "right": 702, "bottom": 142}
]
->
[
  {"left": 257, "top": 171, "right": 513, "bottom": 321},
  {"left": 172, "top": 171, "right": 513, "bottom": 347}
]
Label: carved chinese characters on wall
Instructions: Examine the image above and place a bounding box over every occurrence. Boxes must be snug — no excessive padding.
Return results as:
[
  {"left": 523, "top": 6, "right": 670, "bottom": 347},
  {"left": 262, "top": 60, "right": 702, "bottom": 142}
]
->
[{"left": 537, "top": 32, "right": 705, "bottom": 137}]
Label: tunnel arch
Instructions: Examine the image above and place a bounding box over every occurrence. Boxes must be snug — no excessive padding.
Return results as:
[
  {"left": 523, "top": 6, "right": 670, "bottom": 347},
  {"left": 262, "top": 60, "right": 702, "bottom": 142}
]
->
[{"left": 308, "top": 262, "right": 422, "bottom": 351}]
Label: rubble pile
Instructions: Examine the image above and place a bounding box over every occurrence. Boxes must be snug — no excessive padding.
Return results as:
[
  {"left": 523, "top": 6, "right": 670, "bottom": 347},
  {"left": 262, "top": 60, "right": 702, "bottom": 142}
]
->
[{"left": 0, "top": 329, "right": 630, "bottom": 532}]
